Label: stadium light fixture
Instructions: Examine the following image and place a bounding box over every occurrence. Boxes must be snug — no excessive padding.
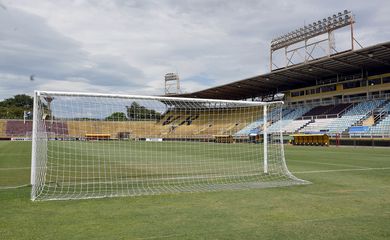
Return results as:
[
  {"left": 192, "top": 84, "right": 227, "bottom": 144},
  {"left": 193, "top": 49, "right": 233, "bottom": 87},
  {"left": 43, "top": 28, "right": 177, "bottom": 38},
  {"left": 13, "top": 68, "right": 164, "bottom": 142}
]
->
[
  {"left": 270, "top": 10, "right": 354, "bottom": 51},
  {"left": 269, "top": 10, "right": 356, "bottom": 71}
]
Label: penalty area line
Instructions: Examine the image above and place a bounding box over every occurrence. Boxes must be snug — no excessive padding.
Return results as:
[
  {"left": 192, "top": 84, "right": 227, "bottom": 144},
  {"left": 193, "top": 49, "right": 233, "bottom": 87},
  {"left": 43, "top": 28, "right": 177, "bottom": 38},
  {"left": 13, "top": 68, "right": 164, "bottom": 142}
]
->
[
  {"left": 293, "top": 167, "right": 390, "bottom": 174},
  {"left": 0, "top": 167, "right": 30, "bottom": 170},
  {"left": 0, "top": 184, "right": 30, "bottom": 190}
]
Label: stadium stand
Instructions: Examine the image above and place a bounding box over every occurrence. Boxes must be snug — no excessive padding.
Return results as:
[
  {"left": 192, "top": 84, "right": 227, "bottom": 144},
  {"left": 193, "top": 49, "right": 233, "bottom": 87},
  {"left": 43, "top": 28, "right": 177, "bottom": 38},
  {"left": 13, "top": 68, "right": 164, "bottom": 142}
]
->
[
  {"left": 66, "top": 121, "right": 162, "bottom": 139},
  {"left": 236, "top": 100, "right": 388, "bottom": 136},
  {"left": 1, "top": 120, "right": 68, "bottom": 138},
  {"left": 0, "top": 120, "right": 6, "bottom": 137},
  {"left": 234, "top": 119, "right": 264, "bottom": 136},
  {"left": 299, "top": 118, "right": 334, "bottom": 133},
  {"left": 46, "top": 122, "right": 69, "bottom": 137},
  {"left": 159, "top": 107, "right": 260, "bottom": 137},
  {"left": 234, "top": 108, "right": 285, "bottom": 136},
  {"left": 0, "top": 98, "right": 388, "bottom": 140},
  {"left": 326, "top": 103, "right": 352, "bottom": 115},
  {"left": 345, "top": 100, "right": 385, "bottom": 116},
  {"left": 298, "top": 100, "right": 385, "bottom": 134},
  {"left": 368, "top": 101, "right": 390, "bottom": 136},
  {"left": 63, "top": 107, "right": 259, "bottom": 139},
  {"left": 282, "top": 119, "right": 312, "bottom": 133},
  {"left": 6, "top": 120, "right": 33, "bottom": 137},
  {"left": 302, "top": 105, "right": 334, "bottom": 117},
  {"left": 327, "top": 115, "right": 363, "bottom": 134},
  {"left": 267, "top": 106, "right": 312, "bottom": 133},
  {"left": 301, "top": 103, "right": 352, "bottom": 118}
]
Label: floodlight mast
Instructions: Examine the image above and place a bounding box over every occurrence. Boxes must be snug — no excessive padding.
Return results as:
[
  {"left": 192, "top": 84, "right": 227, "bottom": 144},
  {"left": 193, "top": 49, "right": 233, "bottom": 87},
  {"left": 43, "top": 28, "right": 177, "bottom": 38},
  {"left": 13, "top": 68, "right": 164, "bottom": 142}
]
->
[
  {"left": 269, "top": 10, "right": 356, "bottom": 71},
  {"left": 164, "top": 72, "right": 181, "bottom": 95}
]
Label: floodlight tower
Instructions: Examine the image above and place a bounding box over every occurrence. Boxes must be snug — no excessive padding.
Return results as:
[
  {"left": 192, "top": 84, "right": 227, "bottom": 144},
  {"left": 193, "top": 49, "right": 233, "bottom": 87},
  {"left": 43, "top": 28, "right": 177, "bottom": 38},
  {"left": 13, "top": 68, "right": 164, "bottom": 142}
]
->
[
  {"left": 270, "top": 10, "right": 358, "bottom": 71},
  {"left": 164, "top": 72, "right": 181, "bottom": 95}
]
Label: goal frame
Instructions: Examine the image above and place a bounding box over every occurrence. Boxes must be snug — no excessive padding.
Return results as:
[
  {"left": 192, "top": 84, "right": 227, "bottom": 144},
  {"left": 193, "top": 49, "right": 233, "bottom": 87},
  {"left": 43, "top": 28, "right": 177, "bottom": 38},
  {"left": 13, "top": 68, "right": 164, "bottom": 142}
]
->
[{"left": 30, "top": 90, "right": 303, "bottom": 201}]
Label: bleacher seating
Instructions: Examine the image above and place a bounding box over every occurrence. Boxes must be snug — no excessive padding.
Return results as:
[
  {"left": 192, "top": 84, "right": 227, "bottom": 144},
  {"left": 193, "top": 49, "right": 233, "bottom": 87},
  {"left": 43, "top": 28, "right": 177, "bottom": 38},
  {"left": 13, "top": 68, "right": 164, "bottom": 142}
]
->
[
  {"left": 369, "top": 101, "right": 390, "bottom": 136},
  {"left": 159, "top": 108, "right": 258, "bottom": 137},
  {"left": 328, "top": 115, "right": 364, "bottom": 133},
  {"left": 300, "top": 118, "right": 334, "bottom": 133},
  {"left": 370, "top": 116, "right": 390, "bottom": 135},
  {"left": 285, "top": 106, "right": 312, "bottom": 120},
  {"left": 267, "top": 106, "right": 312, "bottom": 133},
  {"left": 234, "top": 119, "right": 263, "bottom": 136},
  {"left": 344, "top": 100, "right": 385, "bottom": 116},
  {"left": 67, "top": 120, "right": 161, "bottom": 138},
  {"left": 46, "top": 122, "right": 69, "bottom": 136},
  {"left": 239, "top": 100, "right": 387, "bottom": 136},
  {"left": 302, "top": 105, "right": 333, "bottom": 117},
  {"left": 280, "top": 119, "right": 311, "bottom": 133},
  {"left": 328, "top": 100, "right": 385, "bottom": 134},
  {"left": 3, "top": 120, "right": 68, "bottom": 137},
  {"left": 325, "top": 103, "right": 352, "bottom": 115},
  {"left": 301, "top": 103, "right": 352, "bottom": 117},
  {"left": 234, "top": 108, "right": 284, "bottom": 136},
  {"left": 349, "top": 126, "right": 370, "bottom": 134},
  {"left": 297, "top": 100, "right": 385, "bottom": 134},
  {"left": 6, "top": 120, "right": 33, "bottom": 137}
]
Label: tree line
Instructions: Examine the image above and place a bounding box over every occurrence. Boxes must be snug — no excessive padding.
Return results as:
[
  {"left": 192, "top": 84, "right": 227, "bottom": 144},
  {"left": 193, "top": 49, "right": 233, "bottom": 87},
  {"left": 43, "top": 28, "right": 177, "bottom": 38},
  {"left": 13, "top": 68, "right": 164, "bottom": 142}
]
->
[
  {"left": 106, "top": 102, "right": 161, "bottom": 121},
  {"left": 0, "top": 94, "right": 161, "bottom": 121},
  {"left": 0, "top": 94, "right": 33, "bottom": 119}
]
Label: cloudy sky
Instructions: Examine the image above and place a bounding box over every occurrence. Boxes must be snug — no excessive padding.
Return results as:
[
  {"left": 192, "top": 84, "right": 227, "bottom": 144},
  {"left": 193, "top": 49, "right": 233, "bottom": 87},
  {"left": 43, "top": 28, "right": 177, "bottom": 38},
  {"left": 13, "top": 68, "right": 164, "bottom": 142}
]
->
[{"left": 0, "top": 0, "right": 389, "bottom": 100}]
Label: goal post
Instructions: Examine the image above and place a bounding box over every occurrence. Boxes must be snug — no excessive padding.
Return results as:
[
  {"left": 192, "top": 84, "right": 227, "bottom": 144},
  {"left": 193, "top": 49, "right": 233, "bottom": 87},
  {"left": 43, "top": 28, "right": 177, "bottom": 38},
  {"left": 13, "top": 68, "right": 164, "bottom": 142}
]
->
[
  {"left": 31, "top": 91, "right": 309, "bottom": 201},
  {"left": 263, "top": 104, "right": 268, "bottom": 174}
]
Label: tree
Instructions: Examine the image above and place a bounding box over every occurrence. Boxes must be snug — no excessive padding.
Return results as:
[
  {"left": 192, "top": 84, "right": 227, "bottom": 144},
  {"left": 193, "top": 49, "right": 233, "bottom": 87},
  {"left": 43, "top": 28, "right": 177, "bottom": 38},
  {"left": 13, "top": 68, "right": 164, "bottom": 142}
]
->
[
  {"left": 0, "top": 94, "right": 33, "bottom": 108},
  {"left": 105, "top": 112, "right": 128, "bottom": 121},
  {"left": 126, "top": 102, "right": 161, "bottom": 120},
  {"left": 0, "top": 94, "right": 33, "bottom": 119}
]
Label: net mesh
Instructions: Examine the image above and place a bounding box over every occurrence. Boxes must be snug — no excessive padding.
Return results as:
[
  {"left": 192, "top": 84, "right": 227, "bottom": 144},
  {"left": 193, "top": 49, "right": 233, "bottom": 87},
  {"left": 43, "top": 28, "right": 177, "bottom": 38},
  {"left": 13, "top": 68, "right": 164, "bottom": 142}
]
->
[{"left": 31, "top": 91, "right": 308, "bottom": 201}]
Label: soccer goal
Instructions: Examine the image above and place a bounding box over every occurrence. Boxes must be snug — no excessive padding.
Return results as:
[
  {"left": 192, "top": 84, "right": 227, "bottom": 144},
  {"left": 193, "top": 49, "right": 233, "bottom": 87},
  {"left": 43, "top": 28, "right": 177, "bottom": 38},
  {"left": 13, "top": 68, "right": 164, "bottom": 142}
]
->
[{"left": 31, "top": 91, "right": 308, "bottom": 201}]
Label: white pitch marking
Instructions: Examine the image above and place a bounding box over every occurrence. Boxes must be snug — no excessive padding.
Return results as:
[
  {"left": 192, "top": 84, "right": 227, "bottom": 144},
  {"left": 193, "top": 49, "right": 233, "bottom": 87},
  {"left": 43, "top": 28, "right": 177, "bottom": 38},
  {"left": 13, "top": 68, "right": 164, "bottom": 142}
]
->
[
  {"left": 292, "top": 159, "right": 369, "bottom": 169},
  {"left": 0, "top": 167, "right": 30, "bottom": 170},
  {"left": 293, "top": 167, "right": 390, "bottom": 174},
  {"left": 0, "top": 184, "right": 30, "bottom": 190}
]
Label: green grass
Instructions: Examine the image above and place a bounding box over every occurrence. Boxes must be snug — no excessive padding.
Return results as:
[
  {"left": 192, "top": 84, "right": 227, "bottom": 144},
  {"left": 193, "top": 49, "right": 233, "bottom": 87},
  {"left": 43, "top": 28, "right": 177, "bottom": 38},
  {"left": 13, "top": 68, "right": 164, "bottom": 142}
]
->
[
  {"left": 1, "top": 141, "right": 390, "bottom": 239},
  {"left": 33, "top": 140, "right": 301, "bottom": 200}
]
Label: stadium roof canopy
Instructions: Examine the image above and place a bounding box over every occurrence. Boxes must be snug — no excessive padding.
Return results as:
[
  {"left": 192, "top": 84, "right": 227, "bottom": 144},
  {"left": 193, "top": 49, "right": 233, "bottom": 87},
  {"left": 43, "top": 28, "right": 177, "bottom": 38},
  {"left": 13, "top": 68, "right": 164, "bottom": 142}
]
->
[{"left": 173, "top": 41, "right": 390, "bottom": 100}]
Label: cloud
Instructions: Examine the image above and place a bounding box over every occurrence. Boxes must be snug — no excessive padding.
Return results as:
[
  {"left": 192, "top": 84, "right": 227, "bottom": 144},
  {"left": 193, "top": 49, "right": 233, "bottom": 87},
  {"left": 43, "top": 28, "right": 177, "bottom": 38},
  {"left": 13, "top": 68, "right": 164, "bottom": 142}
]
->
[
  {"left": 0, "top": 5, "right": 144, "bottom": 98},
  {"left": 0, "top": 0, "right": 389, "bottom": 100}
]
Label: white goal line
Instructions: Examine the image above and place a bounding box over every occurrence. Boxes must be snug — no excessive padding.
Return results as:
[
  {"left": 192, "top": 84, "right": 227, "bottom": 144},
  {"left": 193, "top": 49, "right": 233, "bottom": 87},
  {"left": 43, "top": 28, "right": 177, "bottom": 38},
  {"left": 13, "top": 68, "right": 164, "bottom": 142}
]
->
[{"left": 293, "top": 167, "right": 390, "bottom": 174}]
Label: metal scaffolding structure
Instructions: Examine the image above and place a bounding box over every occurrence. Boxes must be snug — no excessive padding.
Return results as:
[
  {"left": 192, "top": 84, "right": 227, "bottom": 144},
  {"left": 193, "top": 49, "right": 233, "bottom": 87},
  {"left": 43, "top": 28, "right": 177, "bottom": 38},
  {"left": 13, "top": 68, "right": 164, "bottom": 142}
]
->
[
  {"left": 164, "top": 72, "right": 181, "bottom": 95},
  {"left": 270, "top": 10, "right": 359, "bottom": 71}
]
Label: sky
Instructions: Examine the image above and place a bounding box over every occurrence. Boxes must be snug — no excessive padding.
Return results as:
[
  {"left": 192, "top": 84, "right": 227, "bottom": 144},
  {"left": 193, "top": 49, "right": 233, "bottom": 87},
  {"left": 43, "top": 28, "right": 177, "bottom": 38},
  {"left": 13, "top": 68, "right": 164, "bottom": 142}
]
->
[{"left": 0, "top": 0, "right": 389, "bottom": 100}]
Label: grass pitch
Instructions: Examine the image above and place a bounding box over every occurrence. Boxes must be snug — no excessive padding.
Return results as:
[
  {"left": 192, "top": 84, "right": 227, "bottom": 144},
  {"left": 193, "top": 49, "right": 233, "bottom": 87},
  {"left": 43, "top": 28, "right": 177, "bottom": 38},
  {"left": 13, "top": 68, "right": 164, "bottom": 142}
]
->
[
  {"left": 33, "top": 140, "right": 302, "bottom": 200},
  {"left": 1, "top": 141, "right": 390, "bottom": 239}
]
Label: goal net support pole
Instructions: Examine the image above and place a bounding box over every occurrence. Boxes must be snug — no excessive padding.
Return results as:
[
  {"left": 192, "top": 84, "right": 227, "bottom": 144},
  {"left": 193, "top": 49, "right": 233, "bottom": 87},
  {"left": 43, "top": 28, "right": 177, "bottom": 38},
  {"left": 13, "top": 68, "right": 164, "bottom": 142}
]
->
[
  {"left": 30, "top": 91, "right": 38, "bottom": 186},
  {"left": 263, "top": 104, "right": 268, "bottom": 174},
  {"left": 30, "top": 91, "right": 309, "bottom": 201}
]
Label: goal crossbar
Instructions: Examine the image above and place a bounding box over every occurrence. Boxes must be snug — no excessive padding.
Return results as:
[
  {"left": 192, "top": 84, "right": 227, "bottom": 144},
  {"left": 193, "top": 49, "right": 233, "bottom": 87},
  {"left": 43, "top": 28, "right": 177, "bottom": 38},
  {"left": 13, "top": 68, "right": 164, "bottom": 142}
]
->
[{"left": 35, "top": 91, "right": 281, "bottom": 106}]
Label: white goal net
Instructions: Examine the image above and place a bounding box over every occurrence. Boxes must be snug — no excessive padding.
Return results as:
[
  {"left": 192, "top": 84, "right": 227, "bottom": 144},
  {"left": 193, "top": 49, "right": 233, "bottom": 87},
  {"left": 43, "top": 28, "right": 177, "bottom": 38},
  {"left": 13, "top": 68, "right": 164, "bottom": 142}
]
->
[{"left": 31, "top": 91, "right": 308, "bottom": 201}]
